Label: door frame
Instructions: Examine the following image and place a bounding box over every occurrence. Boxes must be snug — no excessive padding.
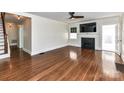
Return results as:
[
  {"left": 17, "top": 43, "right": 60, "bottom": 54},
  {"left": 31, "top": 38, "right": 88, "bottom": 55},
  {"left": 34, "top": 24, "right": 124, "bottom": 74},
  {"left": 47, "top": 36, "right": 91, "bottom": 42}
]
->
[{"left": 101, "top": 23, "right": 121, "bottom": 55}]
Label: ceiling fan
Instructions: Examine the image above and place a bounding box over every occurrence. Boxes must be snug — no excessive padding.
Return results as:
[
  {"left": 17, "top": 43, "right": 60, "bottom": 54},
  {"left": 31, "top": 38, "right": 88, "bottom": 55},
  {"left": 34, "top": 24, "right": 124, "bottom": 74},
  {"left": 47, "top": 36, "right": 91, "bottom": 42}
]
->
[{"left": 69, "top": 12, "right": 84, "bottom": 19}]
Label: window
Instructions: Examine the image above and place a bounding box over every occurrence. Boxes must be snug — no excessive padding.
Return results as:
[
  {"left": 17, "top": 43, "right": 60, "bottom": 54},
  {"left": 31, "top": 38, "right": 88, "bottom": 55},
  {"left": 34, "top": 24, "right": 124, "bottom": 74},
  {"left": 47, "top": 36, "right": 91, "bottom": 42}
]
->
[
  {"left": 70, "top": 27, "right": 77, "bottom": 39},
  {"left": 102, "top": 24, "right": 116, "bottom": 52}
]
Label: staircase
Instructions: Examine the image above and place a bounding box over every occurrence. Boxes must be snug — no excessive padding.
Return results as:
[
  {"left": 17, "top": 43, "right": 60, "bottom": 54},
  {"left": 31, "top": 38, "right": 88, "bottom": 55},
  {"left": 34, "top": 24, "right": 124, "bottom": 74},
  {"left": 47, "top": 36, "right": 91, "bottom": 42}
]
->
[
  {"left": 0, "top": 12, "right": 9, "bottom": 58},
  {"left": 0, "top": 24, "right": 5, "bottom": 54}
]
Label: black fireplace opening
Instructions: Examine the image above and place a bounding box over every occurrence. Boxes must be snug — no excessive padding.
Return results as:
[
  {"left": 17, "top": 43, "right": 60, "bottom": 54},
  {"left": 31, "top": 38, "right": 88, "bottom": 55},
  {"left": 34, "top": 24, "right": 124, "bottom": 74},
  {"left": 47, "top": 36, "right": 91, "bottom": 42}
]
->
[{"left": 81, "top": 38, "right": 95, "bottom": 50}]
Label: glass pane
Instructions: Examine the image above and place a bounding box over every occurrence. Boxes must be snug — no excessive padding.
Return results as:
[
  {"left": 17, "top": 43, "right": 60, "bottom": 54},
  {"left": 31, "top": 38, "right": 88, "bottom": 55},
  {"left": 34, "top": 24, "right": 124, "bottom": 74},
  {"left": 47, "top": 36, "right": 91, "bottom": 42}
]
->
[
  {"left": 70, "top": 33, "right": 77, "bottom": 39},
  {"left": 102, "top": 24, "right": 116, "bottom": 52}
]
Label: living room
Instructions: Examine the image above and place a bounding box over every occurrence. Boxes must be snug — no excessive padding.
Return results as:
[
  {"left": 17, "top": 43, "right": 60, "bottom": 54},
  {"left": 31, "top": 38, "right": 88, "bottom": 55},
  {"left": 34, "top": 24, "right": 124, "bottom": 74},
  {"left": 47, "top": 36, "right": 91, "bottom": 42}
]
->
[
  {"left": 1, "top": 0, "right": 124, "bottom": 92},
  {"left": 0, "top": 12, "right": 124, "bottom": 81}
]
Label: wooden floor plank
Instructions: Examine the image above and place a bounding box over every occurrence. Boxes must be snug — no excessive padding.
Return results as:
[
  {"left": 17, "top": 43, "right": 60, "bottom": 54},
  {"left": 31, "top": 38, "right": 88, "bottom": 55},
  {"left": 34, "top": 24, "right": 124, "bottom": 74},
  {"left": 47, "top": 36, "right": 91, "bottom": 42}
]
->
[{"left": 0, "top": 46, "right": 123, "bottom": 81}]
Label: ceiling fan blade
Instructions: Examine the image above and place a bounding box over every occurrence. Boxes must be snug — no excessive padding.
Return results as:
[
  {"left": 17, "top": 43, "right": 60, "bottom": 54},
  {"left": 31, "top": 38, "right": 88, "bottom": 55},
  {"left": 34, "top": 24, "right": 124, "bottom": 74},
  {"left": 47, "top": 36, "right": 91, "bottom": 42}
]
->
[
  {"left": 72, "top": 16, "right": 84, "bottom": 18},
  {"left": 68, "top": 12, "right": 84, "bottom": 19}
]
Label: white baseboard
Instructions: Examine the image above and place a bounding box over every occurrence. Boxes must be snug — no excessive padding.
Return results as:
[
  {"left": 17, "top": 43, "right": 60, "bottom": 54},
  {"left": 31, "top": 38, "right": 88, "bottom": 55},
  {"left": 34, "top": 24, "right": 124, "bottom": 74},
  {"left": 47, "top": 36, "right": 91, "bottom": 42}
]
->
[
  {"left": 10, "top": 43, "right": 17, "bottom": 46},
  {"left": 23, "top": 48, "right": 31, "bottom": 55},
  {"left": 31, "top": 44, "right": 68, "bottom": 56},
  {"left": 68, "top": 44, "right": 80, "bottom": 47}
]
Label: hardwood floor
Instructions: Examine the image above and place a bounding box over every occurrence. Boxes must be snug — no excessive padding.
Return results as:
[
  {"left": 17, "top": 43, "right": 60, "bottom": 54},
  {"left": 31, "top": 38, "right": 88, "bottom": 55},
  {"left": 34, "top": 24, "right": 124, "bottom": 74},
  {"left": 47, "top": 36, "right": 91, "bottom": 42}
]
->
[{"left": 0, "top": 46, "right": 124, "bottom": 81}]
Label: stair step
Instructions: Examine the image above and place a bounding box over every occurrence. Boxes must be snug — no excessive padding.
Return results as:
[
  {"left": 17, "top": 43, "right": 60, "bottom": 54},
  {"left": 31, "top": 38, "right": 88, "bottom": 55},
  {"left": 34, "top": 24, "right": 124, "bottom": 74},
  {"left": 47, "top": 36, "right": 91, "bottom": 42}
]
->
[
  {"left": 0, "top": 43, "right": 4, "bottom": 45},
  {"left": 0, "top": 33, "right": 4, "bottom": 35},
  {"left": 0, "top": 39, "right": 4, "bottom": 42},
  {"left": 0, "top": 45, "right": 4, "bottom": 49},
  {"left": 0, "top": 41, "right": 4, "bottom": 44},
  {"left": 0, "top": 37, "right": 4, "bottom": 40},
  {"left": 0, "top": 52, "right": 7, "bottom": 55},
  {"left": 0, "top": 53, "right": 5, "bottom": 55},
  {"left": 0, "top": 34, "right": 3, "bottom": 36},
  {"left": 0, "top": 34, "right": 4, "bottom": 36},
  {"left": 0, "top": 36, "right": 4, "bottom": 38},
  {"left": 0, "top": 31, "right": 3, "bottom": 33},
  {"left": 0, "top": 49, "right": 4, "bottom": 54},
  {"left": 0, "top": 47, "right": 4, "bottom": 49},
  {"left": 0, "top": 32, "right": 3, "bottom": 34},
  {"left": 0, "top": 45, "right": 4, "bottom": 46},
  {"left": 0, "top": 34, "right": 3, "bottom": 35},
  {"left": 0, "top": 40, "right": 4, "bottom": 43},
  {"left": 0, "top": 33, "right": 3, "bottom": 35},
  {"left": 0, "top": 42, "right": 4, "bottom": 44},
  {"left": 0, "top": 44, "right": 4, "bottom": 46},
  {"left": 0, "top": 35, "right": 3, "bottom": 37},
  {"left": 0, "top": 34, "right": 4, "bottom": 37}
]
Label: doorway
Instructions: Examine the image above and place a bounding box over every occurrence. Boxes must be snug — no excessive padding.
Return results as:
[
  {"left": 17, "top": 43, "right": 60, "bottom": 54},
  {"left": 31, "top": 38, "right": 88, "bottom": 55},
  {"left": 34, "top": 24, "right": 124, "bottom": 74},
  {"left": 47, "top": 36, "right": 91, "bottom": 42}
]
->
[
  {"left": 102, "top": 24, "right": 120, "bottom": 55},
  {"left": 5, "top": 13, "right": 31, "bottom": 57}
]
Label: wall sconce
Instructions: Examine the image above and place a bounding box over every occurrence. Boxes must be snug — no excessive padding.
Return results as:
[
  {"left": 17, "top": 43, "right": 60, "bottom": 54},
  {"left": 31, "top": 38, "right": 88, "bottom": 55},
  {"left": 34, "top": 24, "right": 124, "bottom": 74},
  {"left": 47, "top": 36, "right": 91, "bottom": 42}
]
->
[{"left": 8, "top": 23, "right": 12, "bottom": 28}]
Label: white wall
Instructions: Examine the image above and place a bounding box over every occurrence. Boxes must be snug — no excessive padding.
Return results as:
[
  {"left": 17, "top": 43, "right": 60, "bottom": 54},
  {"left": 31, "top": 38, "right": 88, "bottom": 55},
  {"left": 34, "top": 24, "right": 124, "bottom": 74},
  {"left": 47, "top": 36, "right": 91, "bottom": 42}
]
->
[
  {"left": 10, "top": 12, "right": 68, "bottom": 55},
  {"left": 23, "top": 18, "right": 31, "bottom": 54},
  {"left": 5, "top": 13, "right": 122, "bottom": 56},
  {"left": 122, "top": 15, "right": 124, "bottom": 61},
  {"left": 31, "top": 16, "right": 68, "bottom": 55},
  {"left": 68, "top": 17, "right": 120, "bottom": 50}
]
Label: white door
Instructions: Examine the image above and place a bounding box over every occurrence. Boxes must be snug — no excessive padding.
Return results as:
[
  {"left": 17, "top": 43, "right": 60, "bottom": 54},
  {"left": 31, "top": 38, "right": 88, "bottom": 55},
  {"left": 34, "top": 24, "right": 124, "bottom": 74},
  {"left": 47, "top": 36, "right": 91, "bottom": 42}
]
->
[{"left": 102, "top": 24, "right": 120, "bottom": 55}]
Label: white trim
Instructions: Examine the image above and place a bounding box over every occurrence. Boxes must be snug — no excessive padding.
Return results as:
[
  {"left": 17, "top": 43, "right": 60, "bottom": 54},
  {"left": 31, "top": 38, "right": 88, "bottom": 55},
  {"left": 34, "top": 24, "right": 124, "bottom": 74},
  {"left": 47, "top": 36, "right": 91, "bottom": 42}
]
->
[
  {"left": 23, "top": 48, "right": 31, "bottom": 55},
  {"left": 68, "top": 44, "right": 80, "bottom": 47},
  {"left": 31, "top": 44, "right": 68, "bottom": 56}
]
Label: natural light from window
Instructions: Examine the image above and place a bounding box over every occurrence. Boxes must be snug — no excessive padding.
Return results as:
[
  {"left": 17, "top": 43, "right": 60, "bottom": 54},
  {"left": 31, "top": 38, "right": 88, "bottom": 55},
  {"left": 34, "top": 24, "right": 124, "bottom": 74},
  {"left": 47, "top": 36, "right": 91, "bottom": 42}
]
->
[
  {"left": 102, "top": 24, "right": 116, "bottom": 52},
  {"left": 70, "top": 33, "right": 77, "bottom": 39}
]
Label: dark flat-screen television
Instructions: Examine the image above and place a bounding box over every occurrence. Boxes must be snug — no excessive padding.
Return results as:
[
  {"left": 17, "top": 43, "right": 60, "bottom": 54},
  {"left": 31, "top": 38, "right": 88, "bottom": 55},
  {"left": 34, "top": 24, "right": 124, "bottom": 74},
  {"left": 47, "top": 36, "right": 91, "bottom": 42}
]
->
[{"left": 80, "top": 22, "right": 96, "bottom": 33}]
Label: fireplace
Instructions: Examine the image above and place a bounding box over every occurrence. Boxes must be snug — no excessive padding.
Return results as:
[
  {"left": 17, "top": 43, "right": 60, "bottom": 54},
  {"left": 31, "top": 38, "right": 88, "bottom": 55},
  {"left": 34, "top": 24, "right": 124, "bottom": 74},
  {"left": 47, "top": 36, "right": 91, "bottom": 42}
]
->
[{"left": 81, "top": 38, "right": 95, "bottom": 50}]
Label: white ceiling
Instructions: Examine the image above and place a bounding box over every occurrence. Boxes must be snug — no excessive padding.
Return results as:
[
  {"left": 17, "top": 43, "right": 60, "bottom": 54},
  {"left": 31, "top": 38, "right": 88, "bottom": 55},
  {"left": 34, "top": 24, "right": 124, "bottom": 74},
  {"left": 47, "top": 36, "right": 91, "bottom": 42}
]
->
[
  {"left": 29, "top": 12, "right": 122, "bottom": 23},
  {"left": 4, "top": 13, "right": 30, "bottom": 24}
]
